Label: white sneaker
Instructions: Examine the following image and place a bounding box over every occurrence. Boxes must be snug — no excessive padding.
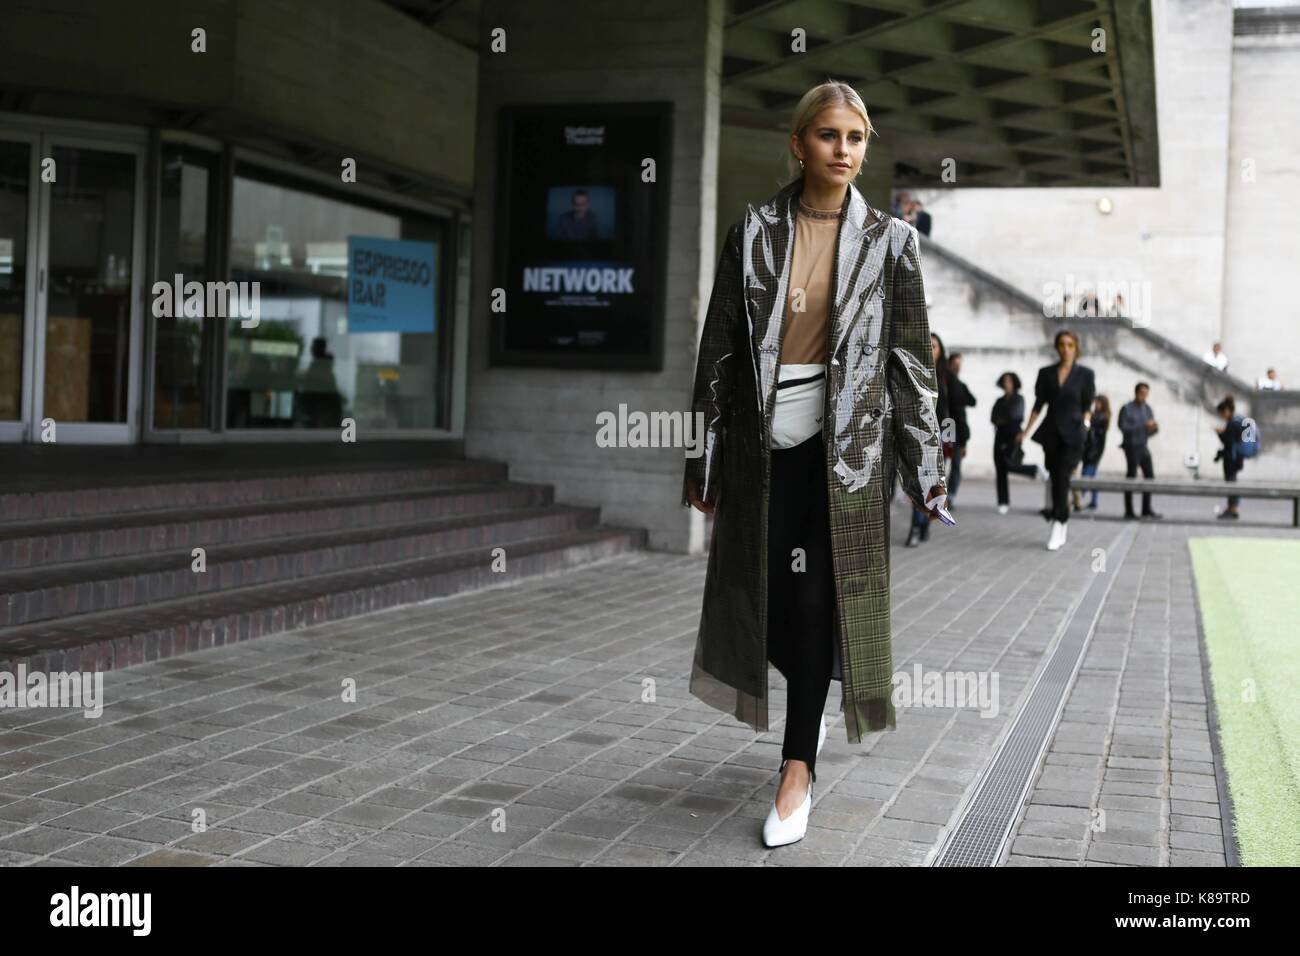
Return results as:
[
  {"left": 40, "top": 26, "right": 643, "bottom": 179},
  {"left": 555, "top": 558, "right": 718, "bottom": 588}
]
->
[
  {"left": 1047, "top": 520, "right": 1066, "bottom": 551},
  {"left": 817, "top": 715, "right": 827, "bottom": 756},
  {"left": 1060, "top": 521, "right": 1068, "bottom": 544},
  {"left": 997, "top": 504, "right": 1010, "bottom": 515},
  {"left": 762, "top": 761, "right": 813, "bottom": 848}
]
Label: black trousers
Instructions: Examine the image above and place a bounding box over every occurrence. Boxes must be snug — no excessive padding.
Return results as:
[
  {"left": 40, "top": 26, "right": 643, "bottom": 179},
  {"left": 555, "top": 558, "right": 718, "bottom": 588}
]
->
[
  {"left": 1224, "top": 457, "right": 1241, "bottom": 508},
  {"left": 766, "top": 430, "right": 835, "bottom": 782},
  {"left": 994, "top": 433, "right": 1039, "bottom": 505},
  {"left": 1043, "top": 440, "right": 1083, "bottom": 523},
  {"left": 1123, "top": 446, "right": 1155, "bottom": 515}
]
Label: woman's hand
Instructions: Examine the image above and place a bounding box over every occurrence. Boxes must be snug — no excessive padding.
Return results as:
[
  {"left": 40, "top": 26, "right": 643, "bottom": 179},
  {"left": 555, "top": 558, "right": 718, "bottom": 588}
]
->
[
  {"left": 686, "top": 477, "right": 719, "bottom": 514},
  {"left": 923, "top": 485, "right": 950, "bottom": 523},
  {"left": 1014, "top": 430, "right": 1026, "bottom": 444}
]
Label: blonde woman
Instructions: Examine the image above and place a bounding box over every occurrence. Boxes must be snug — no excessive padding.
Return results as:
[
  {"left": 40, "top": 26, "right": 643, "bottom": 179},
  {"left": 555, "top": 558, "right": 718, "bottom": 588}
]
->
[{"left": 682, "top": 80, "right": 949, "bottom": 848}]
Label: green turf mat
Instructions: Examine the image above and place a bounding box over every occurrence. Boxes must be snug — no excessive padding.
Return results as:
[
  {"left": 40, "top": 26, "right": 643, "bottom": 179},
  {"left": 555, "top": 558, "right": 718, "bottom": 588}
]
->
[{"left": 1188, "top": 537, "right": 1300, "bottom": 866}]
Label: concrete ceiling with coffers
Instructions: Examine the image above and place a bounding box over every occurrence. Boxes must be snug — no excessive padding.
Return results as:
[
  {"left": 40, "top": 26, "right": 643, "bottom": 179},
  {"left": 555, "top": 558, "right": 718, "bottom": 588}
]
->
[
  {"left": 720, "top": 0, "right": 1159, "bottom": 187},
  {"left": 381, "top": 0, "right": 1160, "bottom": 188}
]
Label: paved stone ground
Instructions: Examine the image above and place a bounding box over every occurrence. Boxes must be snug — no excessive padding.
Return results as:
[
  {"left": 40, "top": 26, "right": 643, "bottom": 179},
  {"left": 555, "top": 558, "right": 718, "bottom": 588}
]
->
[
  {"left": 1003, "top": 479, "right": 1293, "bottom": 867},
  {"left": 0, "top": 476, "right": 1292, "bottom": 866}
]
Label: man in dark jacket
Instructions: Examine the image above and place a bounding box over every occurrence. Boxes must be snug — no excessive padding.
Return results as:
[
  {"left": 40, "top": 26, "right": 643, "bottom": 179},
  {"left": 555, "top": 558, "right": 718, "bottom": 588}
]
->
[
  {"left": 945, "top": 352, "right": 976, "bottom": 507},
  {"left": 1117, "top": 382, "right": 1162, "bottom": 519}
]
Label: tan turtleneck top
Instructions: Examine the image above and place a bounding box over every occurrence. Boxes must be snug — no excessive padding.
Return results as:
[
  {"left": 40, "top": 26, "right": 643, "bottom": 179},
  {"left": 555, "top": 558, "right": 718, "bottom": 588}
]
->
[
  {"left": 780, "top": 196, "right": 838, "bottom": 364},
  {"left": 768, "top": 196, "right": 839, "bottom": 449}
]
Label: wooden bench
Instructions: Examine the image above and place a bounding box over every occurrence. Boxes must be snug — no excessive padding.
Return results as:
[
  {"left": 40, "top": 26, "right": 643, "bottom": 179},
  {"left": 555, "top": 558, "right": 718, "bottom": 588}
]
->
[{"left": 1070, "top": 476, "right": 1300, "bottom": 526}]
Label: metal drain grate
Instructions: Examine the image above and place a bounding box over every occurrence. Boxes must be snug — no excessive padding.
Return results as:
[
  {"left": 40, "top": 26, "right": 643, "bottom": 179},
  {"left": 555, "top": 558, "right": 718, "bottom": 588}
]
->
[{"left": 931, "top": 522, "right": 1137, "bottom": 866}]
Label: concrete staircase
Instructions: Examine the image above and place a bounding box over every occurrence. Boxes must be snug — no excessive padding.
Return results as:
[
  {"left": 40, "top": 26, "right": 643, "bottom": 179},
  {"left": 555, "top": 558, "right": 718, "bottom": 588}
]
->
[
  {"left": 919, "top": 235, "right": 1300, "bottom": 479},
  {"left": 0, "top": 450, "right": 645, "bottom": 674}
]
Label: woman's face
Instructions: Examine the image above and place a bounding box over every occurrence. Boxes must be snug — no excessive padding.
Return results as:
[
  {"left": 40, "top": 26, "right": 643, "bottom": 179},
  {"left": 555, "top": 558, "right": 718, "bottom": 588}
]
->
[
  {"left": 1001, "top": 375, "right": 1013, "bottom": 394},
  {"left": 792, "top": 105, "right": 866, "bottom": 189},
  {"left": 931, "top": 336, "right": 941, "bottom": 363},
  {"left": 1056, "top": 335, "right": 1077, "bottom": 362}
]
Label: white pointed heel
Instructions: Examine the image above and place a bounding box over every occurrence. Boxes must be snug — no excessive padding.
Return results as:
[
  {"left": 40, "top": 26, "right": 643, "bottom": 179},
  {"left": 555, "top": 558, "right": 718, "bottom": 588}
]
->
[
  {"left": 762, "top": 759, "right": 813, "bottom": 848},
  {"left": 1047, "top": 520, "right": 1066, "bottom": 551}
]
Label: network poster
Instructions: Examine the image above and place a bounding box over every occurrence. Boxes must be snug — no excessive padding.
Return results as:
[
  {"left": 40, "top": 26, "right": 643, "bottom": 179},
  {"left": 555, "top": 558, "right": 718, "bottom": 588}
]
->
[{"left": 491, "top": 102, "right": 673, "bottom": 370}]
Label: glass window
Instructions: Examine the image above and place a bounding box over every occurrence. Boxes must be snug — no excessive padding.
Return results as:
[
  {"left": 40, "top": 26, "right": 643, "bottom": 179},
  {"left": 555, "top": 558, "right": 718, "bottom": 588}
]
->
[
  {"left": 0, "top": 140, "right": 29, "bottom": 421},
  {"left": 226, "top": 166, "right": 447, "bottom": 431},
  {"left": 154, "top": 143, "right": 216, "bottom": 429}
]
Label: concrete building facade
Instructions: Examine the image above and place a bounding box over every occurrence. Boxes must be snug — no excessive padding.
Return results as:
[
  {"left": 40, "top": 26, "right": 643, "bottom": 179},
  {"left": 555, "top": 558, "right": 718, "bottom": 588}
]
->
[
  {"left": 902, "top": 0, "right": 1300, "bottom": 483},
  {"left": 4, "top": 0, "right": 1284, "bottom": 565}
]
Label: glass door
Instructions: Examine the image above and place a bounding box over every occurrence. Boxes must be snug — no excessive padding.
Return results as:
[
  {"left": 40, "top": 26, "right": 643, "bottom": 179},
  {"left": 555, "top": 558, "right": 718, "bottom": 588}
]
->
[
  {"left": 0, "top": 134, "right": 37, "bottom": 441},
  {"left": 27, "top": 134, "right": 145, "bottom": 443}
]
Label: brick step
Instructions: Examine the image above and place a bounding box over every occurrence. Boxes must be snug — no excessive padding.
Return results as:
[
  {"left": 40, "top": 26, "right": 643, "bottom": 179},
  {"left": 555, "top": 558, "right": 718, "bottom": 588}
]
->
[
  {"left": 0, "top": 480, "right": 554, "bottom": 571},
  {"left": 0, "top": 525, "right": 647, "bottom": 674},
  {"left": 0, "top": 503, "right": 602, "bottom": 627},
  {"left": 0, "top": 459, "right": 507, "bottom": 522}
]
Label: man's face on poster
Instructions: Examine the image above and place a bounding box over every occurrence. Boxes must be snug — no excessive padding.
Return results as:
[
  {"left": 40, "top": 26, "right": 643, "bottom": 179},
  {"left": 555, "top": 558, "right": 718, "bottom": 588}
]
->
[{"left": 572, "top": 193, "right": 589, "bottom": 217}]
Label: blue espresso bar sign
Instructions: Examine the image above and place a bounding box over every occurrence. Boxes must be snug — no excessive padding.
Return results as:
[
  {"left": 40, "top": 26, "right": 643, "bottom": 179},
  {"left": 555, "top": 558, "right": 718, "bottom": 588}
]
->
[{"left": 347, "top": 236, "right": 437, "bottom": 333}]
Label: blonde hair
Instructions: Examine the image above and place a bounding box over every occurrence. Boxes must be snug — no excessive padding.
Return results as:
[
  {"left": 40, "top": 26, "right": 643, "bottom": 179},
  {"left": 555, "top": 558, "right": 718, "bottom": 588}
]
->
[{"left": 787, "top": 80, "right": 874, "bottom": 182}]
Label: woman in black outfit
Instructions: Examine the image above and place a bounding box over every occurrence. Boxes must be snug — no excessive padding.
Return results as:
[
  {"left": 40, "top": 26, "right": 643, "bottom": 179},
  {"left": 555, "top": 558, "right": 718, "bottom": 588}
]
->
[
  {"left": 906, "top": 332, "right": 950, "bottom": 546},
  {"left": 991, "top": 371, "right": 1046, "bottom": 513},
  {"left": 1015, "top": 330, "right": 1095, "bottom": 551}
]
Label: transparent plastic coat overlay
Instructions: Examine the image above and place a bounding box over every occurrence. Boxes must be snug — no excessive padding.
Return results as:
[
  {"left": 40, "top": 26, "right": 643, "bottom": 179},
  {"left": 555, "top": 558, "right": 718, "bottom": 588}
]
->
[
  {"left": 755, "top": 190, "right": 940, "bottom": 502},
  {"left": 683, "top": 181, "right": 944, "bottom": 510}
]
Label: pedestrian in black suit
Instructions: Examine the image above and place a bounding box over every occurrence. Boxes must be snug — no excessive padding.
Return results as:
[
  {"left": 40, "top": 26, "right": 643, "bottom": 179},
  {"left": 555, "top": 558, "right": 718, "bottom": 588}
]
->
[{"left": 1015, "top": 330, "right": 1096, "bottom": 551}]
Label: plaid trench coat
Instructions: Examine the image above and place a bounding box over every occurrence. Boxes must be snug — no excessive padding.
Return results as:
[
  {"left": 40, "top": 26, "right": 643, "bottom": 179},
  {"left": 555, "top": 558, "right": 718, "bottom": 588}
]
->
[{"left": 681, "top": 174, "right": 946, "bottom": 744}]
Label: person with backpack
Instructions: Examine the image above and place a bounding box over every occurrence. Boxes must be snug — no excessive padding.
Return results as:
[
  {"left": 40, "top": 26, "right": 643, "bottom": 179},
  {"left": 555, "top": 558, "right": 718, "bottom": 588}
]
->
[
  {"left": 1072, "top": 394, "right": 1111, "bottom": 512},
  {"left": 1213, "top": 395, "right": 1258, "bottom": 519}
]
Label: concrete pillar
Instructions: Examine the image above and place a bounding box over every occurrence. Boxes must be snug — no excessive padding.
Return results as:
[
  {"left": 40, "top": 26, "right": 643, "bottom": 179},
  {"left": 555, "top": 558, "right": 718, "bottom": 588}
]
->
[
  {"left": 469, "top": 0, "right": 724, "bottom": 553},
  {"left": 856, "top": 139, "right": 895, "bottom": 217}
]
